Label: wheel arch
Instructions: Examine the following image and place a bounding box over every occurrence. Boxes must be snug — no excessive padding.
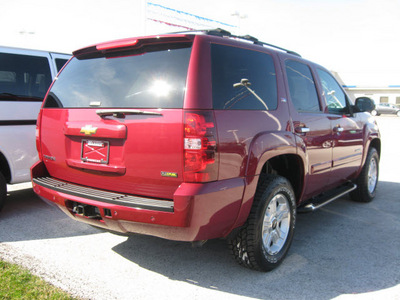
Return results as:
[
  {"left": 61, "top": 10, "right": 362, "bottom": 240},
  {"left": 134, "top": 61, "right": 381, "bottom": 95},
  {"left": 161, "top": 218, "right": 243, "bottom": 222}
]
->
[
  {"left": 0, "top": 151, "right": 11, "bottom": 183},
  {"left": 259, "top": 154, "right": 304, "bottom": 203},
  {"left": 369, "top": 138, "right": 381, "bottom": 158},
  {"left": 231, "top": 153, "right": 305, "bottom": 232}
]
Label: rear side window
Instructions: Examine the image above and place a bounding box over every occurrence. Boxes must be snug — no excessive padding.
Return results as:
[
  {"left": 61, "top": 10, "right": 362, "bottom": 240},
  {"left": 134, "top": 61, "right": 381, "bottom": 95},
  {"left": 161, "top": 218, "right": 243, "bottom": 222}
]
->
[
  {"left": 285, "top": 60, "right": 321, "bottom": 112},
  {"left": 0, "top": 53, "right": 52, "bottom": 99},
  {"left": 44, "top": 46, "right": 192, "bottom": 109},
  {"left": 55, "top": 58, "right": 68, "bottom": 72},
  {"left": 211, "top": 44, "right": 277, "bottom": 110}
]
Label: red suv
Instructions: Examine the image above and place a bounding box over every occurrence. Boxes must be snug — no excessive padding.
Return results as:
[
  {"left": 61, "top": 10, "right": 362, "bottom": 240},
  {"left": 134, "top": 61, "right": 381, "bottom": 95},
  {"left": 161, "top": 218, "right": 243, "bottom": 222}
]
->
[{"left": 32, "top": 29, "right": 380, "bottom": 271}]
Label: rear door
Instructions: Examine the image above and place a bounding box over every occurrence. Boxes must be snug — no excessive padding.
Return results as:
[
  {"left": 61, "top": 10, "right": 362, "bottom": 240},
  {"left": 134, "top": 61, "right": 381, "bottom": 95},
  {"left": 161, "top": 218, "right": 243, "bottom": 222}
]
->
[
  {"left": 39, "top": 39, "right": 192, "bottom": 199},
  {"left": 283, "top": 59, "right": 333, "bottom": 200}
]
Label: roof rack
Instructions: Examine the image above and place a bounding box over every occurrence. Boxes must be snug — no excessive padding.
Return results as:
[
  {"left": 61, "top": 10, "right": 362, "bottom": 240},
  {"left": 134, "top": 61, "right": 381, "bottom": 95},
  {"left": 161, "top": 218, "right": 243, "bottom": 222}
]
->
[{"left": 168, "top": 28, "right": 301, "bottom": 57}]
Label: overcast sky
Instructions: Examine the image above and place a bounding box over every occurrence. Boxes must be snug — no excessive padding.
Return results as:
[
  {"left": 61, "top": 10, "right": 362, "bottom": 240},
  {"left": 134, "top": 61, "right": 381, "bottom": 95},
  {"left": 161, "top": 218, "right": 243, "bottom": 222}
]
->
[{"left": 1, "top": 0, "right": 399, "bottom": 87}]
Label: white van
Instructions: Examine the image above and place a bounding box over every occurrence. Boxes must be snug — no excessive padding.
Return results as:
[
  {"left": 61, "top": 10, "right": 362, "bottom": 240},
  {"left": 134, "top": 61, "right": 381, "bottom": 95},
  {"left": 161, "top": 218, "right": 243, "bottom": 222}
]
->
[{"left": 0, "top": 46, "right": 70, "bottom": 210}]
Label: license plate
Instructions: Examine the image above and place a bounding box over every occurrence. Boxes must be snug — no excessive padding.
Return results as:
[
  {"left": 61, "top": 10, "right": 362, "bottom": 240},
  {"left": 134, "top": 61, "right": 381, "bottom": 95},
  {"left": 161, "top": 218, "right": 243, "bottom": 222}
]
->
[{"left": 81, "top": 140, "right": 109, "bottom": 164}]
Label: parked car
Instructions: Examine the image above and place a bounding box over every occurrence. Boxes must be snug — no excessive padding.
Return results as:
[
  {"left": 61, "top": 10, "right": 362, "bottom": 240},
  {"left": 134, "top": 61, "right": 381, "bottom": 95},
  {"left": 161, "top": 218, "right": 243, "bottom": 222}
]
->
[
  {"left": 371, "top": 103, "right": 400, "bottom": 116},
  {"left": 31, "top": 29, "right": 380, "bottom": 271},
  {"left": 0, "top": 46, "right": 70, "bottom": 211}
]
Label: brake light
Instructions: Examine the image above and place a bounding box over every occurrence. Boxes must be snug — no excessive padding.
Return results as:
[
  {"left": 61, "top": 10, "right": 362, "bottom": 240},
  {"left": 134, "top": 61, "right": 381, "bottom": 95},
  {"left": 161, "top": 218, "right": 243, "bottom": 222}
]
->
[
  {"left": 184, "top": 111, "right": 218, "bottom": 182},
  {"left": 35, "top": 110, "right": 43, "bottom": 161},
  {"left": 96, "top": 39, "right": 138, "bottom": 51}
]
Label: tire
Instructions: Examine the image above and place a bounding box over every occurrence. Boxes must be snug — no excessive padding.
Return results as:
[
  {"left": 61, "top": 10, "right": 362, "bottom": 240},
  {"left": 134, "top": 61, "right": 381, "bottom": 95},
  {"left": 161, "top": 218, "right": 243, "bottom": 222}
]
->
[
  {"left": 228, "top": 175, "right": 296, "bottom": 271},
  {"left": 371, "top": 110, "right": 377, "bottom": 116},
  {"left": 0, "top": 173, "right": 6, "bottom": 212},
  {"left": 350, "top": 148, "right": 379, "bottom": 202},
  {"left": 397, "top": 111, "right": 400, "bottom": 117}
]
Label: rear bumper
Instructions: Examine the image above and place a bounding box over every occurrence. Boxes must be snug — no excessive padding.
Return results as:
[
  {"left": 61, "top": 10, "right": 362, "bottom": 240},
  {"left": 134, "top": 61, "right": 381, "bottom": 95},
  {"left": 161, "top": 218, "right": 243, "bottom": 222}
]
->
[{"left": 31, "top": 161, "right": 245, "bottom": 241}]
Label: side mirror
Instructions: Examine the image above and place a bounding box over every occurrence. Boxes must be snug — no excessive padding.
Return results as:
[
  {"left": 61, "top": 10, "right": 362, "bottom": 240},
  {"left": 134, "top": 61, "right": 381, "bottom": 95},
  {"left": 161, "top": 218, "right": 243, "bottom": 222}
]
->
[{"left": 355, "top": 97, "right": 375, "bottom": 113}]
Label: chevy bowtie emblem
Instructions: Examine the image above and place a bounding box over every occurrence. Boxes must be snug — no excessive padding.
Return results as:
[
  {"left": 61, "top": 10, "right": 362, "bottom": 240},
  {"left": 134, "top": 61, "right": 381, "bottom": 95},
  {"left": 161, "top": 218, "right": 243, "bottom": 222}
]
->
[{"left": 80, "top": 125, "right": 98, "bottom": 136}]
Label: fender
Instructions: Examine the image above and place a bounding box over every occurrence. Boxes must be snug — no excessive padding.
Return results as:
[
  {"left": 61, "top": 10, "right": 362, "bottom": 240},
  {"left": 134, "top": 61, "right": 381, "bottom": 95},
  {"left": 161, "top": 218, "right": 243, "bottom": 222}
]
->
[
  {"left": 230, "top": 129, "right": 303, "bottom": 229},
  {"left": 0, "top": 126, "right": 37, "bottom": 184},
  {"left": 358, "top": 114, "right": 381, "bottom": 175}
]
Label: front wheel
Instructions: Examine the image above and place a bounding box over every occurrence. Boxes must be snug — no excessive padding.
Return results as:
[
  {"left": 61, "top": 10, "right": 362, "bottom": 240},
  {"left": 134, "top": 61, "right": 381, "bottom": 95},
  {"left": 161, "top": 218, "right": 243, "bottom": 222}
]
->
[
  {"left": 351, "top": 147, "right": 379, "bottom": 202},
  {"left": 0, "top": 173, "right": 6, "bottom": 211},
  {"left": 228, "top": 175, "right": 296, "bottom": 271}
]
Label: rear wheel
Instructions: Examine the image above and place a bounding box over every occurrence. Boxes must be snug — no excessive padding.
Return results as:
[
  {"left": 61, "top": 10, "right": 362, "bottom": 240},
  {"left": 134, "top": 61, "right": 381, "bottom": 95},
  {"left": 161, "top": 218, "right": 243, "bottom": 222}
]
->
[
  {"left": 371, "top": 110, "right": 377, "bottom": 116},
  {"left": 396, "top": 111, "right": 400, "bottom": 117},
  {"left": 0, "top": 173, "right": 6, "bottom": 211},
  {"left": 228, "top": 175, "right": 296, "bottom": 271},
  {"left": 351, "top": 147, "right": 379, "bottom": 202}
]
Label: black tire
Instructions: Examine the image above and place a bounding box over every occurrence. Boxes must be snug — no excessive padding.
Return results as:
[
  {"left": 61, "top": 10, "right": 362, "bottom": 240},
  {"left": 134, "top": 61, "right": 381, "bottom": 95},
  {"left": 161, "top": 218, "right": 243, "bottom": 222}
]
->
[
  {"left": 228, "top": 175, "right": 296, "bottom": 271},
  {"left": 350, "top": 147, "right": 379, "bottom": 202},
  {"left": 396, "top": 111, "right": 400, "bottom": 117},
  {"left": 371, "top": 110, "right": 377, "bottom": 116},
  {"left": 0, "top": 173, "right": 6, "bottom": 212}
]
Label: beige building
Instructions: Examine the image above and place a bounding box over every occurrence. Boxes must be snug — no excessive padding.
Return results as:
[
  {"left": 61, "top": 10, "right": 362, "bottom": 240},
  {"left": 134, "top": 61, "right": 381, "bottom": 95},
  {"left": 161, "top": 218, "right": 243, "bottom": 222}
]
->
[
  {"left": 344, "top": 86, "right": 400, "bottom": 106},
  {"left": 332, "top": 71, "right": 400, "bottom": 106}
]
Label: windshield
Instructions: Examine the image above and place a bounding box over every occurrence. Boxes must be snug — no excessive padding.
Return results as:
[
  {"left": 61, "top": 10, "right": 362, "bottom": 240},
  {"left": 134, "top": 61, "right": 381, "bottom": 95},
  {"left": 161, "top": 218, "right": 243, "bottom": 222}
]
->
[{"left": 44, "top": 45, "right": 192, "bottom": 109}]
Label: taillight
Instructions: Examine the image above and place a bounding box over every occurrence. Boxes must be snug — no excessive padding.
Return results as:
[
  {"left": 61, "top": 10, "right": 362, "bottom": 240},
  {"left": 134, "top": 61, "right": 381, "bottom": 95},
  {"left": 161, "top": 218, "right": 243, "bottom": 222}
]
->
[
  {"left": 35, "top": 110, "right": 43, "bottom": 161},
  {"left": 184, "top": 111, "right": 218, "bottom": 182}
]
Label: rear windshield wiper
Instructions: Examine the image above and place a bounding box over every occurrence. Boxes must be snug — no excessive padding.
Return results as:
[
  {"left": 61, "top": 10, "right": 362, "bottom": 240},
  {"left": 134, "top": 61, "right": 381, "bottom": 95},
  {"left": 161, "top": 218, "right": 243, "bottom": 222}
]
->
[{"left": 96, "top": 109, "right": 162, "bottom": 118}]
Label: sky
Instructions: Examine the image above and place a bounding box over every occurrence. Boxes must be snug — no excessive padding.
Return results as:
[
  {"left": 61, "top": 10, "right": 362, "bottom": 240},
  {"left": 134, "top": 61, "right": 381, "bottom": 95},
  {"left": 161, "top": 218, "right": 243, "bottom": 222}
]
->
[{"left": 1, "top": 0, "right": 399, "bottom": 87}]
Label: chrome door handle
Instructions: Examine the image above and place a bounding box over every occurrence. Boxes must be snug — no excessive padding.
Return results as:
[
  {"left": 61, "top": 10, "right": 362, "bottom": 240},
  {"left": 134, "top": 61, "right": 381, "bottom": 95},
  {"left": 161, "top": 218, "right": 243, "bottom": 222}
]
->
[
  {"left": 334, "top": 126, "right": 344, "bottom": 133},
  {"left": 295, "top": 126, "right": 310, "bottom": 134}
]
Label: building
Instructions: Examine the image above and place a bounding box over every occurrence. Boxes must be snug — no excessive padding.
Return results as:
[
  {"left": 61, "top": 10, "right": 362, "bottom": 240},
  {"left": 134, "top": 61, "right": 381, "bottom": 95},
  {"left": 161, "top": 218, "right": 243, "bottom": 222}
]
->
[
  {"left": 332, "top": 71, "right": 400, "bottom": 106},
  {"left": 344, "top": 86, "right": 400, "bottom": 106}
]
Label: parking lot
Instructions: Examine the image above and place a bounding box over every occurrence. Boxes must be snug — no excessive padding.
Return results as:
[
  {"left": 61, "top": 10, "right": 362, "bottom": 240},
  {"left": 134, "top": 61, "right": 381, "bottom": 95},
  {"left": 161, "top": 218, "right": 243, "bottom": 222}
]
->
[{"left": 0, "top": 116, "right": 399, "bottom": 300}]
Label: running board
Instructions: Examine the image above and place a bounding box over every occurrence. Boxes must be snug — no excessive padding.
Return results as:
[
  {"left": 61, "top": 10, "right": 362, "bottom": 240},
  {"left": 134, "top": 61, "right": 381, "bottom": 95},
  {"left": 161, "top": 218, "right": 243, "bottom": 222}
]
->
[{"left": 297, "top": 182, "right": 357, "bottom": 213}]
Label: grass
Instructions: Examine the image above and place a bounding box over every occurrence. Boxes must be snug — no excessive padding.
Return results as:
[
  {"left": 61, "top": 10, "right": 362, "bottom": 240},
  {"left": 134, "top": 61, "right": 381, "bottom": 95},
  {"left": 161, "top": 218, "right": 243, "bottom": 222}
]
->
[{"left": 0, "top": 260, "right": 76, "bottom": 299}]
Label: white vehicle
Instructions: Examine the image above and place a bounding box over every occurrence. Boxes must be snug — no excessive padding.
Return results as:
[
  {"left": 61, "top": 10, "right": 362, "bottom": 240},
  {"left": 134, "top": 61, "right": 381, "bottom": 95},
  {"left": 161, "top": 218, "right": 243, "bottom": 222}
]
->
[{"left": 0, "top": 46, "right": 70, "bottom": 210}]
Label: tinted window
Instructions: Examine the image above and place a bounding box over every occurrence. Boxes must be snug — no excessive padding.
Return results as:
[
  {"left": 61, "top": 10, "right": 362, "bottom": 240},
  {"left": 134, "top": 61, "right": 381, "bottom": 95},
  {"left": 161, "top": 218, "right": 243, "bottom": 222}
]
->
[
  {"left": 285, "top": 60, "right": 320, "bottom": 112},
  {"left": 0, "top": 53, "right": 52, "bottom": 99},
  {"left": 55, "top": 58, "right": 68, "bottom": 72},
  {"left": 317, "top": 69, "right": 348, "bottom": 114},
  {"left": 211, "top": 44, "right": 277, "bottom": 110},
  {"left": 44, "top": 46, "right": 191, "bottom": 108}
]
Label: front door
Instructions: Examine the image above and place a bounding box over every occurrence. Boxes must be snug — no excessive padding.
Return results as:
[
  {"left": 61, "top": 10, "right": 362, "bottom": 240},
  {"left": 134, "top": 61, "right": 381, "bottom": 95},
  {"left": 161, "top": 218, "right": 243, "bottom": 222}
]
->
[{"left": 316, "top": 69, "right": 363, "bottom": 184}]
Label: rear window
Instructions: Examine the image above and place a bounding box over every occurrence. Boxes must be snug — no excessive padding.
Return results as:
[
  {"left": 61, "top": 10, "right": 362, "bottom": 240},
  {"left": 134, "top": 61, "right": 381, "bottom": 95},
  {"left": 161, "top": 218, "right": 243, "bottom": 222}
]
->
[
  {"left": 211, "top": 44, "right": 277, "bottom": 110},
  {"left": 0, "top": 53, "right": 52, "bottom": 99},
  {"left": 44, "top": 45, "right": 192, "bottom": 109}
]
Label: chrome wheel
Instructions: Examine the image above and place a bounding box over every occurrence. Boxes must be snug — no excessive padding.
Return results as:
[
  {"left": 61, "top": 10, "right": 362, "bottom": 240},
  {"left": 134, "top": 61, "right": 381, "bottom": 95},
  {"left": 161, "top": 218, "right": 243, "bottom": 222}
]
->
[
  {"left": 229, "top": 175, "right": 296, "bottom": 271},
  {"left": 262, "top": 194, "right": 290, "bottom": 255},
  {"left": 368, "top": 157, "right": 378, "bottom": 194}
]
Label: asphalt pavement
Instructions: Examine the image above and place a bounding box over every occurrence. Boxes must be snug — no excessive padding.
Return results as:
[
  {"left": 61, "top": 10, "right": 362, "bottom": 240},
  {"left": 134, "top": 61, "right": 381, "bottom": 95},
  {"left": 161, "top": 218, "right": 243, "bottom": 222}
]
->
[{"left": 0, "top": 116, "right": 399, "bottom": 300}]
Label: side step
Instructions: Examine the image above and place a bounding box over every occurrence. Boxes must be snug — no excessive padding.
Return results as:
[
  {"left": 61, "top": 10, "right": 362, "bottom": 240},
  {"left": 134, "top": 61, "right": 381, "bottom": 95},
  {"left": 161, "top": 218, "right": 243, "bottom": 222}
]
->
[{"left": 297, "top": 182, "right": 357, "bottom": 213}]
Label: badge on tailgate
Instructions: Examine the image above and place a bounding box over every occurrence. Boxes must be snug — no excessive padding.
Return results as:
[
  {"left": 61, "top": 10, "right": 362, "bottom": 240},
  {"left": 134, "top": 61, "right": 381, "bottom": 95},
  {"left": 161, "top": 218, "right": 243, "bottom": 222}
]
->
[{"left": 81, "top": 140, "right": 110, "bottom": 164}]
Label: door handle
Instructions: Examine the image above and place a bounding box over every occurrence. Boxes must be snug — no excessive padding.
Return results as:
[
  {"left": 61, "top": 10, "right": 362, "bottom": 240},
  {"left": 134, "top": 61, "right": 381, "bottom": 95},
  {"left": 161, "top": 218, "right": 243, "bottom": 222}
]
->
[
  {"left": 295, "top": 126, "right": 310, "bottom": 134},
  {"left": 334, "top": 126, "right": 344, "bottom": 133}
]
